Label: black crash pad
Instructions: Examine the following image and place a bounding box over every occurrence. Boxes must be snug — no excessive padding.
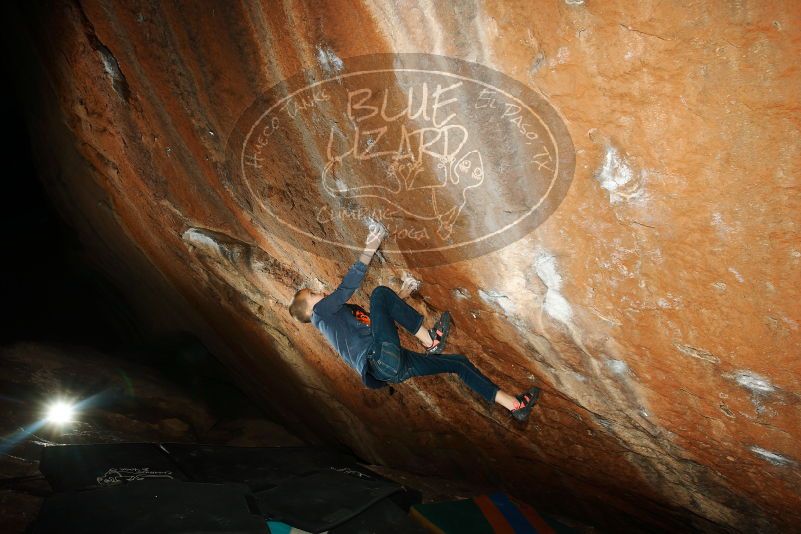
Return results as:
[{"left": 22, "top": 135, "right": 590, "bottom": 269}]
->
[
  {"left": 39, "top": 443, "right": 186, "bottom": 492},
  {"left": 329, "top": 497, "right": 429, "bottom": 534},
  {"left": 32, "top": 479, "right": 266, "bottom": 534},
  {"left": 255, "top": 468, "right": 402, "bottom": 533},
  {"left": 37, "top": 442, "right": 422, "bottom": 532},
  {"left": 161, "top": 444, "right": 421, "bottom": 510},
  {"left": 162, "top": 443, "right": 364, "bottom": 491}
]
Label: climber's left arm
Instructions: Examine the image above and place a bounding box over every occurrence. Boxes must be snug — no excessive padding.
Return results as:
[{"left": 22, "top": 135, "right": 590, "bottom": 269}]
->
[{"left": 313, "top": 223, "right": 387, "bottom": 315}]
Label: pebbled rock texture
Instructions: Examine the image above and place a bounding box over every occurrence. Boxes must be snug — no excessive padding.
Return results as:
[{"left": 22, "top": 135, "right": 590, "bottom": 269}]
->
[{"left": 5, "top": 1, "right": 800, "bottom": 531}]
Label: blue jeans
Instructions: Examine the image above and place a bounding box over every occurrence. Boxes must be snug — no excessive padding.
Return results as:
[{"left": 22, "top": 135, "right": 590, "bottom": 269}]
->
[{"left": 366, "top": 286, "right": 500, "bottom": 404}]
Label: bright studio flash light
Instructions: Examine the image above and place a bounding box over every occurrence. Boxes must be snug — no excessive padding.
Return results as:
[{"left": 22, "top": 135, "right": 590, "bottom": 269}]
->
[{"left": 45, "top": 400, "right": 76, "bottom": 425}]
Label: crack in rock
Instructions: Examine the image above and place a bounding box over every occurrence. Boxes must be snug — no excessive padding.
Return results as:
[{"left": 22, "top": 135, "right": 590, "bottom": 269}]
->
[{"left": 674, "top": 343, "right": 721, "bottom": 365}]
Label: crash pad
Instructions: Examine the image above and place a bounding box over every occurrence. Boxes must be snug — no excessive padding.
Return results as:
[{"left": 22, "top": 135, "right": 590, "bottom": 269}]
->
[
  {"left": 162, "top": 443, "right": 421, "bottom": 515},
  {"left": 36, "top": 442, "right": 422, "bottom": 533},
  {"left": 267, "top": 497, "right": 428, "bottom": 534},
  {"left": 39, "top": 443, "right": 185, "bottom": 491},
  {"left": 32, "top": 479, "right": 266, "bottom": 533},
  {"left": 267, "top": 521, "right": 318, "bottom": 534},
  {"left": 162, "top": 443, "right": 360, "bottom": 491},
  {"left": 255, "top": 468, "right": 403, "bottom": 533},
  {"left": 329, "top": 497, "right": 429, "bottom": 534},
  {"left": 409, "top": 491, "right": 575, "bottom": 533}
]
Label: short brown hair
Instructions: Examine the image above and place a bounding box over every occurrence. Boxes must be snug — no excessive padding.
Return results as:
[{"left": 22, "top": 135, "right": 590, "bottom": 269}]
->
[{"left": 289, "top": 289, "right": 312, "bottom": 323}]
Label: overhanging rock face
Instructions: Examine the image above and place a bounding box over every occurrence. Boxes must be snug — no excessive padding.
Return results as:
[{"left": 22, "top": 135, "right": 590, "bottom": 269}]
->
[{"left": 7, "top": 1, "right": 800, "bottom": 531}]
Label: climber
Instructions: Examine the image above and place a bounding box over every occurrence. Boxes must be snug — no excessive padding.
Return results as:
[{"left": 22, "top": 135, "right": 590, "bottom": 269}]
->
[{"left": 288, "top": 223, "right": 541, "bottom": 422}]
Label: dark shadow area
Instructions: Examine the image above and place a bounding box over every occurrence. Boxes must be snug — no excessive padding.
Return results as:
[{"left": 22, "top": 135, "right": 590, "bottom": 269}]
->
[
  {"left": 0, "top": 76, "right": 143, "bottom": 350},
  {"left": 0, "top": 75, "right": 276, "bottom": 429},
  {"left": 0, "top": 75, "right": 306, "bottom": 531}
]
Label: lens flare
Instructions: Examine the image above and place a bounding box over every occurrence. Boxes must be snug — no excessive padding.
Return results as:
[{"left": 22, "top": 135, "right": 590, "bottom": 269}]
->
[{"left": 46, "top": 400, "right": 75, "bottom": 424}]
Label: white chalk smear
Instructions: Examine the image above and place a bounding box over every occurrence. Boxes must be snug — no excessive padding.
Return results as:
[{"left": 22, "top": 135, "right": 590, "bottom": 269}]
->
[
  {"left": 728, "top": 267, "right": 745, "bottom": 283},
  {"left": 595, "top": 146, "right": 644, "bottom": 204},
  {"left": 730, "top": 370, "right": 775, "bottom": 394},
  {"left": 453, "top": 287, "right": 471, "bottom": 300},
  {"left": 549, "top": 46, "right": 570, "bottom": 67},
  {"left": 334, "top": 178, "right": 348, "bottom": 192},
  {"left": 543, "top": 292, "right": 572, "bottom": 324},
  {"left": 316, "top": 45, "right": 344, "bottom": 74},
  {"left": 534, "top": 252, "right": 572, "bottom": 323},
  {"left": 182, "top": 228, "right": 219, "bottom": 250},
  {"left": 605, "top": 359, "right": 629, "bottom": 375},
  {"left": 750, "top": 446, "right": 794, "bottom": 466},
  {"left": 310, "top": 278, "right": 326, "bottom": 293},
  {"left": 97, "top": 49, "right": 123, "bottom": 83},
  {"left": 478, "top": 289, "right": 516, "bottom": 316},
  {"left": 534, "top": 252, "right": 563, "bottom": 290},
  {"left": 401, "top": 272, "right": 421, "bottom": 293}
]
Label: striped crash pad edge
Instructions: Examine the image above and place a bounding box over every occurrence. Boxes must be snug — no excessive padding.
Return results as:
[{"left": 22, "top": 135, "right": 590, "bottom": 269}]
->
[
  {"left": 409, "top": 491, "right": 575, "bottom": 534},
  {"left": 267, "top": 521, "right": 321, "bottom": 534}
]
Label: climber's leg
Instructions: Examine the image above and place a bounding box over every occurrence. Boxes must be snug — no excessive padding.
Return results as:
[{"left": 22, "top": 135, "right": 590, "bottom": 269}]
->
[
  {"left": 367, "top": 285, "right": 424, "bottom": 381},
  {"left": 368, "top": 345, "right": 540, "bottom": 418},
  {"left": 394, "top": 350, "right": 501, "bottom": 404},
  {"left": 369, "top": 285, "right": 424, "bottom": 348},
  {"left": 368, "top": 285, "right": 450, "bottom": 351}
]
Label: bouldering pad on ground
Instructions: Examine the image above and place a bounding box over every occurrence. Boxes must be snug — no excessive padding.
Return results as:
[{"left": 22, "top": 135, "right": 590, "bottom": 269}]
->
[
  {"left": 162, "top": 443, "right": 360, "bottom": 491},
  {"left": 36, "top": 442, "right": 423, "bottom": 532},
  {"left": 39, "top": 443, "right": 186, "bottom": 492},
  {"left": 409, "top": 491, "right": 576, "bottom": 533},
  {"left": 255, "top": 468, "right": 403, "bottom": 533},
  {"left": 329, "top": 497, "right": 429, "bottom": 534},
  {"left": 268, "top": 498, "right": 429, "bottom": 534},
  {"left": 32, "top": 479, "right": 266, "bottom": 533}
]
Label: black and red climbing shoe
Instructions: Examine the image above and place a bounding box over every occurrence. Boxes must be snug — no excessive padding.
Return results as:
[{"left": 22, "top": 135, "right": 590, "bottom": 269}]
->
[
  {"left": 425, "top": 311, "right": 452, "bottom": 355},
  {"left": 510, "top": 387, "right": 541, "bottom": 422}
]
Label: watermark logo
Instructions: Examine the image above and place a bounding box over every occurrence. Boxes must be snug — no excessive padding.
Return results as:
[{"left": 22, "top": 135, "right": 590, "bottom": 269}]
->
[
  {"left": 96, "top": 467, "right": 174, "bottom": 486},
  {"left": 224, "top": 53, "right": 574, "bottom": 266}
]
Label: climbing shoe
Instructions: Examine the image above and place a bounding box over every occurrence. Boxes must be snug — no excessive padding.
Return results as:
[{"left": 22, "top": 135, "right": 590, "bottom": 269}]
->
[
  {"left": 510, "top": 387, "right": 541, "bottom": 422},
  {"left": 425, "top": 311, "right": 452, "bottom": 355}
]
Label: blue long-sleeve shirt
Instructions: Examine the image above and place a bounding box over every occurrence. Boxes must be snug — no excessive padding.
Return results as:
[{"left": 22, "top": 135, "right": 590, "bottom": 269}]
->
[{"left": 311, "top": 260, "right": 387, "bottom": 389}]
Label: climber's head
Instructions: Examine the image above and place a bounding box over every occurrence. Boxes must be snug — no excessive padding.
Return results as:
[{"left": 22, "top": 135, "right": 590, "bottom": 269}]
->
[{"left": 289, "top": 288, "right": 323, "bottom": 323}]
